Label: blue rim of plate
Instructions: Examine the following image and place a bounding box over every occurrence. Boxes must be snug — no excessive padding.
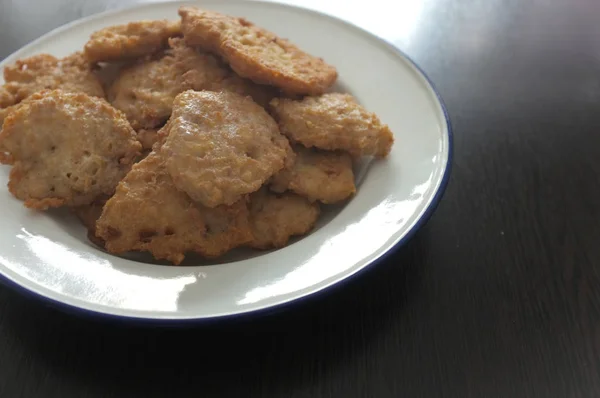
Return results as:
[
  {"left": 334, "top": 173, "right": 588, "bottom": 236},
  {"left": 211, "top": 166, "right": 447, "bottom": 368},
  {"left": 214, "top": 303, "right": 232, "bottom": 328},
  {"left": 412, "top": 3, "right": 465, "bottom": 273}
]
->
[{"left": 0, "top": 0, "right": 453, "bottom": 325}]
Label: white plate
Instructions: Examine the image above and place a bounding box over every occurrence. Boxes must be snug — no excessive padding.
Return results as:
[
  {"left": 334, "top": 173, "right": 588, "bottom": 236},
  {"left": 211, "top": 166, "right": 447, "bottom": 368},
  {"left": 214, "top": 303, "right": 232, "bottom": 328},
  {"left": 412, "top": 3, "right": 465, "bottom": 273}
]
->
[{"left": 0, "top": 0, "right": 452, "bottom": 321}]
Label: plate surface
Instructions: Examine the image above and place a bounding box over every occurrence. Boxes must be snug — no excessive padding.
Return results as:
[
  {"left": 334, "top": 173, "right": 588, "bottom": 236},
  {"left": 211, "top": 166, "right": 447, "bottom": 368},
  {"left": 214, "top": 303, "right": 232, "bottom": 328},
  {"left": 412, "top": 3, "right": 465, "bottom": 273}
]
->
[{"left": 0, "top": 0, "right": 451, "bottom": 320}]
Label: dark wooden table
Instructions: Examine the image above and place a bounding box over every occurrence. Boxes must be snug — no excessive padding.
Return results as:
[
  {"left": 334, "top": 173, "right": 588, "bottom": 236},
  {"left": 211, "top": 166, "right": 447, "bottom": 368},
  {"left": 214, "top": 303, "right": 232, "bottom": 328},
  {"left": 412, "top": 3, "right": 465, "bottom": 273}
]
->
[{"left": 2, "top": 0, "right": 600, "bottom": 397}]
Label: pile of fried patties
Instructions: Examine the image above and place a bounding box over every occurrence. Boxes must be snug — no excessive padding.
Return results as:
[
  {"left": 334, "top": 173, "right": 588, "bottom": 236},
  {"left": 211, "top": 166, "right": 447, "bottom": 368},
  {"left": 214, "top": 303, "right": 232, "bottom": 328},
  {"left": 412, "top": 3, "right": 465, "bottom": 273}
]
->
[{"left": 0, "top": 6, "right": 394, "bottom": 265}]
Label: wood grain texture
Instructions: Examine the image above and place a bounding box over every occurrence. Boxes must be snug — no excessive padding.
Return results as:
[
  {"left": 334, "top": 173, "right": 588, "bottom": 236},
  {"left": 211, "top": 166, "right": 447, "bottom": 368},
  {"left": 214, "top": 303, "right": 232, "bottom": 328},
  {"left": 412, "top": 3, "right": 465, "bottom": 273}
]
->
[{"left": 2, "top": 0, "right": 600, "bottom": 397}]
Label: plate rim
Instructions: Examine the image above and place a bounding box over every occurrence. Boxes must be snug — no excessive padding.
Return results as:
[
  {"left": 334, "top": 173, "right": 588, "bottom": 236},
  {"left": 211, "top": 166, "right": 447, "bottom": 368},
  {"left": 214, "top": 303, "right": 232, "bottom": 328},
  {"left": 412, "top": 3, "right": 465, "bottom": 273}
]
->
[{"left": 0, "top": 0, "right": 453, "bottom": 322}]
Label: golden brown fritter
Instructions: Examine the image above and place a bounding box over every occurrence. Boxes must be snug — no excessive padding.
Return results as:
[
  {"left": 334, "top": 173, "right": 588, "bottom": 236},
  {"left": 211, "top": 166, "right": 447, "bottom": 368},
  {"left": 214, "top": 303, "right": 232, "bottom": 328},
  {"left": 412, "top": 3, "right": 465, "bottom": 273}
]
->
[
  {"left": 0, "top": 90, "right": 141, "bottom": 210},
  {"left": 248, "top": 188, "right": 320, "bottom": 249},
  {"left": 162, "top": 90, "right": 290, "bottom": 207},
  {"left": 270, "top": 145, "right": 356, "bottom": 204},
  {"left": 95, "top": 151, "right": 253, "bottom": 265},
  {"left": 269, "top": 93, "right": 394, "bottom": 158},
  {"left": 84, "top": 20, "right": 181, "bottom": 63},
  {"left": 179, "top": 7, "right": 337, "bottom": 95},
  {"left": 108, "top": 38, "right": 275, "bottom": 130},
  {"left": 107, "top": 38, "right": 229, "bottom": 130},
  {"left": 2, "top": 52, "right": 104, "bottom": 102}
]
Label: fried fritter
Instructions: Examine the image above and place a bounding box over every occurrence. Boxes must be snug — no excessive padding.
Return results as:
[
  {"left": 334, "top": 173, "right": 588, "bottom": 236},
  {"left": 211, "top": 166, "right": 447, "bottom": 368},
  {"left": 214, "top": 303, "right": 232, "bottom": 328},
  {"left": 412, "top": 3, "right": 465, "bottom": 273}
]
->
[
  {"left": 0, "top": 90, "right": 141, "bottom": 209},
  {"left": 162, "top": 90, "right": 290, "bottom": 207},
  {"left": 84, "top": 20, "right": 181, "bottom": 63},
  {"left": 271, "top": 145, "right": 356, "bottom": 204},
  {"left": 108, "top": 38, "right": 228, "bottom": 130},
  {"left": 248, "top": 188, "right": 320, "bottom": 249},
  {"left": 179, "top": 7, "right": 337, "bottom": 95},
  {"left": 0, "top": 53, "right": 104, "bottom": 129},
  {"left": 2, "top": 52, "right": 104, "bottom": 102},
  {"left": 95, "top": 151, "right": 253, "bottom": 264},
  {"left": 269, "top": 93, "right": 394, "bottom": 158},
  {"left": 108, "top": 38, "right": 275, "bottom": 130}
]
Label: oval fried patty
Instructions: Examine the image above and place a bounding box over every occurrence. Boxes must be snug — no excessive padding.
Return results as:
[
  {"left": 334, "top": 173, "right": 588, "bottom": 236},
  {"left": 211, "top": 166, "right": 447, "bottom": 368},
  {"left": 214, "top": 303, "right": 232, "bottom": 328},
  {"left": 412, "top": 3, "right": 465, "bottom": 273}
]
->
[
  {"left": 179, "top": 6, "right": 337, "bottom": 95},
  {"left": 162, "top": 90, "right": 291, "bottom": 208},
  {"left": 108, "top": 38, "right": 275, "bottom": 134},
  {"left": 108, "top": 38, "right": 230, "bottom": 130},
  {"left": 96, "top": 151, "right": 253, "bottom": 264},
  {"left": 0, "top": 90, "right": 141, "bottom": 209},
  {"left": 270, "top": 145, "right": 356, "bottom": 204},
  {"left": 2, "top": 52, "right": 104, "bottom": 102},
  {"left": 269, "top": 93, "right": 395, "bottom": 158},
  {"left": 84, "top": 20, "right": 181, "bottom": 63}
]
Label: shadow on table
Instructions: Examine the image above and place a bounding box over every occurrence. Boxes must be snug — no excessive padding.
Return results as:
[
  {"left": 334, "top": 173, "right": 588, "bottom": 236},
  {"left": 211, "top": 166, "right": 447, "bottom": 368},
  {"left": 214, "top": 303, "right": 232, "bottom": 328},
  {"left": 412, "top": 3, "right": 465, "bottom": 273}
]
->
[{"left": 1, "top": 230, "right": 430, "bottom": 396}]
